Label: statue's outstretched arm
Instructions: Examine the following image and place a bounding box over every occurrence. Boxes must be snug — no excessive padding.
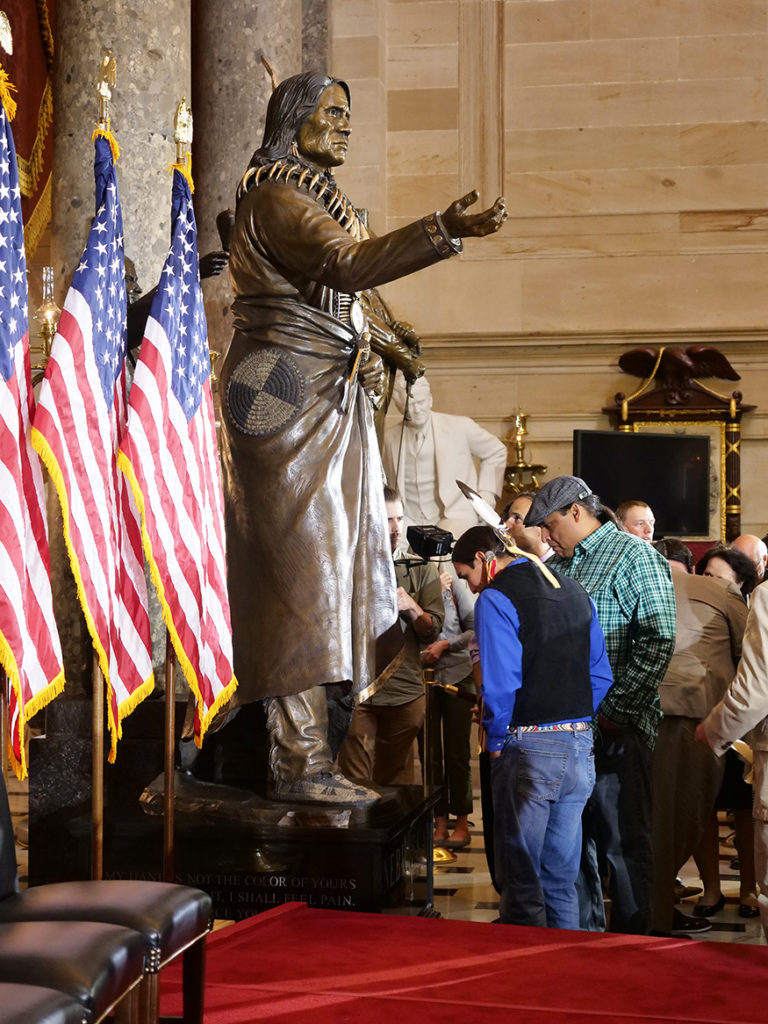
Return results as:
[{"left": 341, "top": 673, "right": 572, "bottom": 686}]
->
[{"left": 244, "top": 183, "right": 506, "bottom": 296}]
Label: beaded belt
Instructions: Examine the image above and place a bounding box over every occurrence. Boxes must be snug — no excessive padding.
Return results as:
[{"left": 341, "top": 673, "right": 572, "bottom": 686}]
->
[{"left": 511, "top": 721, "right": 591, "bottom": 734}]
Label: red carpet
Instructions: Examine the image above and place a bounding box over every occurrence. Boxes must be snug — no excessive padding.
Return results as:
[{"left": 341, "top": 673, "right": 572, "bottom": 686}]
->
[{"left": 160, "top": 902, "right": 768, "bottom": 1023}]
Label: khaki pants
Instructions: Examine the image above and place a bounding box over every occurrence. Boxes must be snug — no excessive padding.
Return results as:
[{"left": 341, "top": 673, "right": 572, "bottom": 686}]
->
[
  {"left": 339, "top": 696, "right": 425, "bottom": 786},
  {"left": 651, "top": 715, "right": 724, "bottom": 933}
]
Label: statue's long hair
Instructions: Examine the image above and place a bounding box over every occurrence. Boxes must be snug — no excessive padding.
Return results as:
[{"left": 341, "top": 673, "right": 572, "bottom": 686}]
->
[{"left": 249, "top": 71, "right": 351, "bottom": 168}]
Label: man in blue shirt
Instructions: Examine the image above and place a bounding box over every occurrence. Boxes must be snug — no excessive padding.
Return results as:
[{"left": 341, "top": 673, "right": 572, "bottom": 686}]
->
[{"left": 452, "top": 526, "right": 613, "bottom": 929}]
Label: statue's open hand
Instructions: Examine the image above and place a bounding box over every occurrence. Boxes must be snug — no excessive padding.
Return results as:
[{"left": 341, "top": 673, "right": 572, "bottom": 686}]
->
[
  {"left": 199, "top": 250, "right": 230, "bottom": 280},
  {"left": 442, "top": 191, "right": 508, "bottom": 238}
]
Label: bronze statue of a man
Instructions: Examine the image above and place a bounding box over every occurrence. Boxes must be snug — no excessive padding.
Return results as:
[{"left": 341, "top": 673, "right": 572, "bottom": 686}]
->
[{"left": 218, "top": 71, "right": 506, "bottom": 803}]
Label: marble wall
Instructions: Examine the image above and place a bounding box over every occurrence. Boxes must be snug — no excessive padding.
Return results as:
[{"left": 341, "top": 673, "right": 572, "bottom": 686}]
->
[{"left": 330, "top": 0, "right": 768, "bottom": 536}]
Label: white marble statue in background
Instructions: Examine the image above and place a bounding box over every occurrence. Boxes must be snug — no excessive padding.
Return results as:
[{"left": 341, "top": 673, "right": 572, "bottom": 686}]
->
[{"left": 382, "top": 374, "right": 507, "bottom": 538}]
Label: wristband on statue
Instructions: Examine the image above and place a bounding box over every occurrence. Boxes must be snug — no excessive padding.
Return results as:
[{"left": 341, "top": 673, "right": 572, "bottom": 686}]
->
[{"left": 422, "top": 211, "right": 463, "bottom": 258}]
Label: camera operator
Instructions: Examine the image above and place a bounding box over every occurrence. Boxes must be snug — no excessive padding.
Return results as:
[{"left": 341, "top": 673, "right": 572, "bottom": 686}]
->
[
  {"left": 339, "top": 487, "right": 444, "bottom": 785},
  {"left": 424, "top": 560, "right": 477, "bottom": 849}
]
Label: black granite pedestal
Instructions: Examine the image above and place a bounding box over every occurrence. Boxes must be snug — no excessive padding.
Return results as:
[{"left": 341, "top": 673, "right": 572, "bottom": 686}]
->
[{"left": 29, "top": 699, "right": 439, "bottom": 919}]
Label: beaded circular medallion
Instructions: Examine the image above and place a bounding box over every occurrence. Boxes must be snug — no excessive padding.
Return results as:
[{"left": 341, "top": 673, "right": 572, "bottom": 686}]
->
[{"left": 226, "top": 348, "right": 305, "bottom": 437}]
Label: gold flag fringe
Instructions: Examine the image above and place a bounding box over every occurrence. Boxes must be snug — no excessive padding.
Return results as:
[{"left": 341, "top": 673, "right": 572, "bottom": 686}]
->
[
  {"left": 169, "top": 154, "right": 194, "bottom": 193},
  {"left": 91, "top": 124, "right": 120, "bottom": 163},
  {"left": 0, "top": 632, "right": 66, "bottom": 780},
  {"left": 0, "top": 66, "right": 17, "bottom": 122}
]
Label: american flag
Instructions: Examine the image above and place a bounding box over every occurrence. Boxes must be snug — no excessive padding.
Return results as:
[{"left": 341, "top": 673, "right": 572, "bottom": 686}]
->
[
  {"left": 0, "top": 97, "right": 64, "bottom": 778},
  {"left": 118, "top": 167, "right": 236, "bottom": 744},
  {"left": 31, "top": 133, "right": 154, "bottom": 760}
]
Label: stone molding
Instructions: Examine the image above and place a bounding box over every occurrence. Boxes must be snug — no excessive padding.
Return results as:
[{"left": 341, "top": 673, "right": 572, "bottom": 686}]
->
[{"left": 418, "top": 328, "right": 768, "bottom": 367}]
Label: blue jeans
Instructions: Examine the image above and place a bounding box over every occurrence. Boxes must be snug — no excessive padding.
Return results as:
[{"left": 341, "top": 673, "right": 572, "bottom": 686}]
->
[{"left": 491, "top": 729, "right": 596, "bottom": 929}]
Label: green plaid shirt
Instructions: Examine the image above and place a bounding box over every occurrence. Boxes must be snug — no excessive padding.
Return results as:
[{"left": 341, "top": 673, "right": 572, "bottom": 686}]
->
[{"left": 549, "top": 522, "right": 676, "bottom": 748}]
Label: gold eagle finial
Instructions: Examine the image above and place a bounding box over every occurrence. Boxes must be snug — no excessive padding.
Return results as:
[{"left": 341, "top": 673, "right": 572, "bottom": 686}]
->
[
  {"left": 174, "top": 97, "right": 193, "bottom": 163},
  {"left": 97, "top": 49, "right": 116, "bottom": 127}
]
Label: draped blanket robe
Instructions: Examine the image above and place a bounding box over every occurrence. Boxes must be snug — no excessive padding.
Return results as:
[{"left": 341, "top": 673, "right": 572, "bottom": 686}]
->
[{"left": 221, "top": 296, "right": 400, "bottom": 702}]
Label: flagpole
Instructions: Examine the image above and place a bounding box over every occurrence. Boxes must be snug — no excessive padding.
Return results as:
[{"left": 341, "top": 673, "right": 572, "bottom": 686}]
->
[
  {"left": 163, "top": 631, "right": 176, "bottom": 881},
  {"left": 91, "top": 651, "right": 104, "bottom": 880},
  {"left": 0, "top": 668, "right": 6, "bottom": 780}
]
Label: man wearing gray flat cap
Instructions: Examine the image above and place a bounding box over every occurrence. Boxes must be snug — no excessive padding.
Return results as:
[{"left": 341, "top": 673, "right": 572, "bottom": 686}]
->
[
  {"left": 524, "top": 476, "right": 593, "bottom": 524},
  {"left": 526, "top": 475, "right": 676, "bottom": 934}
]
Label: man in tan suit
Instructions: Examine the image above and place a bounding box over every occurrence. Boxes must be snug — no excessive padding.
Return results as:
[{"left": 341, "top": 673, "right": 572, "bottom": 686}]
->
[
  {"left": 652, "top": 539, "right": 746, "bottom": 935},
  {"left": 697, "top": 583, "right": 768, "bottom": 940},
  {"left": 382, "top": 375, "right": 507, "bottom": 539}
]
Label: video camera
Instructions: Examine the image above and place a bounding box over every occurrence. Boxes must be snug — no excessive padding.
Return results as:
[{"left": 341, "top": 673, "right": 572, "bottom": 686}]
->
[{"left": 393, "top": 524, "right": 454, "bottom": 571}]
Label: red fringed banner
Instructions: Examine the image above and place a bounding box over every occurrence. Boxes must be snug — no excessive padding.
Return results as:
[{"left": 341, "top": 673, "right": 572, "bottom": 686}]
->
[{"left": 3, "top": 0, "right": 53, "bottom": 259}]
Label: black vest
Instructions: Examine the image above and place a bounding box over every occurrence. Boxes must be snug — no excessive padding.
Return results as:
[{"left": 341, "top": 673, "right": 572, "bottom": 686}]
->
[{"left": 487, "top": 560, "right": 595, "bottom": 727}]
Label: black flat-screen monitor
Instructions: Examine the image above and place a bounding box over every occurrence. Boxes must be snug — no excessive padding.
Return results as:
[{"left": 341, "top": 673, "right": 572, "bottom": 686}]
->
[{"left": 572, "top": 430, "right": 711, "bottom": 536}]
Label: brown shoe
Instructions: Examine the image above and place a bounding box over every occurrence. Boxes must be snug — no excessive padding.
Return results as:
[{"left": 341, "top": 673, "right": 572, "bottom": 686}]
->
[{"left": 443, "top": 832, "right": 471, "bottom": 850}]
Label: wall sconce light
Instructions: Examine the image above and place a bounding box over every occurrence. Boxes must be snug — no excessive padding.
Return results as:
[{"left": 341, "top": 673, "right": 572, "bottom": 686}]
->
[{"left": 31, "top": 266, "right": 60, "bottom": 383}]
